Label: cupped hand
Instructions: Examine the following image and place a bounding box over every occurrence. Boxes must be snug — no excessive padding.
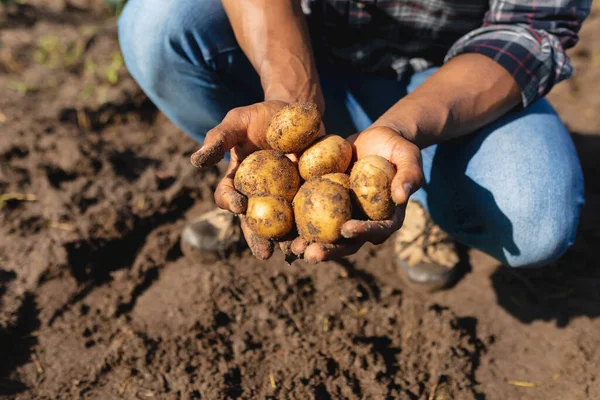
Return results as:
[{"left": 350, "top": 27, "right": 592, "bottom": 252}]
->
[
  {"left": 293, "top": 125, "right": 424, "bottom": 263},
  {"left": 190, "top": 101, "right": 319, "bottom": 261}
]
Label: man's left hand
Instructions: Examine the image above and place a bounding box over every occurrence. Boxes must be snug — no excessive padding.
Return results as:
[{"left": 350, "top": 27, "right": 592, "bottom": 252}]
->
[{"left": 290, "top": 126, "right": 424, "bottom": 262}]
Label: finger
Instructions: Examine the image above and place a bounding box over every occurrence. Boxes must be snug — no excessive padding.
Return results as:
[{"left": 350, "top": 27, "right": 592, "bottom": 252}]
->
[
  {"left": 285, "top": 153, "right": 300, "bottom": 163},
  {"left": 304, "top": 241, "right": 363, "bottom": 263},
  {"left": 341, "top": 207, "right": 405, "bottom": 244},
  {"left": 387, "top": 140, "right": 424, "bottom": 205},
  {"left": 240, "top": 216, "right": 274, "bottom": 260},
  {"left": 354, "top": 129, "right": 424, "bottom": 205},
  {"left": 214, "top": 149, "right": 247, "bottom": 214},
  {"left": 190, "top": 108, "right": 247, "bottom": 168},
  {"left": 279, "top": 240, "right": 299, "bottom": 264},
  {"left": 291, "top": 237, "right": 309, "bottom": 257},
  {"left": 317, "top": 121, "right": 327, "bottom": 139},
  {"left": 346, "top": 133, "right": 359, "bottom": 146},
  {"left": 344, "top": 134, "right": 360, "bottom": 165},
  {"left": 279, "top": 239, "right": 294, "bottom": 257}
]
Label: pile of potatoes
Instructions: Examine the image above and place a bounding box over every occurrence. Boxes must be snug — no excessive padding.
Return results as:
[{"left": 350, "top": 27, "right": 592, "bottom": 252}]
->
[{"left": 234, "top": 102, "right": 396, "bottom": 244}]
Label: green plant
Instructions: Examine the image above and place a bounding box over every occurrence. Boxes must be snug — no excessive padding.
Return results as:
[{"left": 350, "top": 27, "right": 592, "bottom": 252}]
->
[
  {"left": 33, "top": 36, "right": 84, "bottom": 68},
  {"left": 103, "top": 0, "right": 127, "bottom": 15},
  {"left": 104, "top": 52, "right": 124, "bottom": 85}
]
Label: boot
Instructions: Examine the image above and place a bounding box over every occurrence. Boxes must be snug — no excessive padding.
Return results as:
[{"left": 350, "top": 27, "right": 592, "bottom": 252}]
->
[
  {"left": 394, "top": 201, "right": 460, "bottom": 292},
  {"left": 180, "top": 208, "right": 243, "bottom": 260}
]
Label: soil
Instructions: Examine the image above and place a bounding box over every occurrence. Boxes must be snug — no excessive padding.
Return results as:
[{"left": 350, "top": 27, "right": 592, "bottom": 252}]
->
[{"left": 1, "top": 2, "right": 600, "bottom": 399}]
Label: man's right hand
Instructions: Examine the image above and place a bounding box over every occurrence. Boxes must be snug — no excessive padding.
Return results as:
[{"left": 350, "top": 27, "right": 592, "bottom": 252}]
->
[{"left": 190, "top": 101, "right": 298, "bottom": 260}]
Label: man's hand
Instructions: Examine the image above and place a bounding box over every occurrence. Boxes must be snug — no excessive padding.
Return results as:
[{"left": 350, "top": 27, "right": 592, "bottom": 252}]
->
[
  {"left": 291, "top": 126, "right": 424, "bottom": 262},
  {"left": 190, "top": 101, "right": 290, "bottom": 260},
  {"left": 210, "top": 0, "right": 324, "bottom": 260},
  {"left": 191, "top": 101, "right": 326, "bottom": 261},
  {"left": 292, "top": 53, "right": 522, "bottom": 263}
]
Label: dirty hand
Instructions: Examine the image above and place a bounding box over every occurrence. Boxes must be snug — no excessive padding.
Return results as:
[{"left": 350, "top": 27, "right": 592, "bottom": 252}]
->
[
  {"left": 291, "top": 126, "right": 424, "bottom": 262},
  {"left": 190, "top": 101, "right": 305, "bottom": 260}
]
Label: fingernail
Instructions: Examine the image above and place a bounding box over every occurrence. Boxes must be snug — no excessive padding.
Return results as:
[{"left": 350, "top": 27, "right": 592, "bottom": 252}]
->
[
  {"left": 230, "top": 195, "right": 248, "bottom": 214},
  {"left": 341, "top": 226, "right": 356, "bottom": 239},
  {"left": 403, "top": 183, "right": 413, "bottom": 197},
  {"left": 190, "top": 150, "right": 205, "bottom": 168},
  {"left": 190, "top": 141, "right": 225, "bottom": 168}
]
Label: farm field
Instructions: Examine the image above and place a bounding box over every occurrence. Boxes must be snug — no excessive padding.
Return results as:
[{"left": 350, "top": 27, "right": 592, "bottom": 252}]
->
[{"left": 1, "top": 1, "right": 600, "bottom": 399}]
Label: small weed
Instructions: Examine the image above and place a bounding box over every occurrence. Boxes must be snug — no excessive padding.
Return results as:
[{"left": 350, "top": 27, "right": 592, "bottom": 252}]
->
[
  {"left": 7, "top": 81, "right": 28, "bottom": 95},
  {"left": 103, "top": 0, "right": 128, "bottom": 15},
  {"left": 33, "top": 36, "right": 83, "bottom": 68},
  {"left": 104, "top": 52, "right": 124, "bottom": 85},
  {"left": 81, "top": 85, "right": 95, "bottom": 100}
]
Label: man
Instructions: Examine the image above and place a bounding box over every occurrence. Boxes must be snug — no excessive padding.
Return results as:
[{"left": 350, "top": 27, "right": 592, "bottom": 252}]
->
[{"left": 118, "top": 0, "right": 588, "bottom": 290}]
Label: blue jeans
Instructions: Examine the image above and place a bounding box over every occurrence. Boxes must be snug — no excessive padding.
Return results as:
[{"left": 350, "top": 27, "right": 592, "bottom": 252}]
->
[{"left": 118, "top": 0, "right": 584, "bottom": 268}]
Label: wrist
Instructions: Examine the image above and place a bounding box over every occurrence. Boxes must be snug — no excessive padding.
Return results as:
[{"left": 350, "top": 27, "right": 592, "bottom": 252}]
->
[
  {"left": 370, "top": 100, "right": 422, "bottom": 145},
  {"left": 371, "top": 96, "right": 449, "bottom": 149},
  {"left": 264, "top": 84, "right": 325, "bottom": 115},
  {"left": 260, "top": 60, "right": 325, "bottom": 115}
]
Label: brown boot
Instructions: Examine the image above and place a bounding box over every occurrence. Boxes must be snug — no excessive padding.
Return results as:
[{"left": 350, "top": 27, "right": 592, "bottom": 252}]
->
[
  {"left": 394, "top": 201, "right": 460, "bottom": 292},
  {"left": 180, "top": 208, "right": 243, "bottom": 260}
]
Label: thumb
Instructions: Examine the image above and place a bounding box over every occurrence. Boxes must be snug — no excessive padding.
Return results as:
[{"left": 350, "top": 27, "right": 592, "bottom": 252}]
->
[
  {"left": 376, "top": 134, "right": 423, "bottom": 205},
  {"left": 384, "top": 136, "right": 424, "bottom": 206},
  {"left": 190, "top": 108, "right": 247, "bottom": 168},
  {"left": 353, "top": 127, "right": 423, "bottom": 205}
]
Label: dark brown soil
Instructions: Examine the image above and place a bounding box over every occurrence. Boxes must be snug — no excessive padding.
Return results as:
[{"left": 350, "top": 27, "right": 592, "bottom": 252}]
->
[{"left": 2, "top": 2, "right": 600, "bottom": 399}]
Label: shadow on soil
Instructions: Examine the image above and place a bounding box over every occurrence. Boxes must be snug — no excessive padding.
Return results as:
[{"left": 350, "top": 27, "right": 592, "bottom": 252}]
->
[
  {"left": 0, "top": 292, "right": 40, "bottom": 396},
  {"left": 491, "top": 132, "right": 600, "bottom": 327}
]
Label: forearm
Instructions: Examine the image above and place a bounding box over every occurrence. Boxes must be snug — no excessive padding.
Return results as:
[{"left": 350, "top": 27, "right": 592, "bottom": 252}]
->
[
  {"left": 221, "top": 0, "right": 324, "bottom": 112},
  {"left": 373, "top": 53, "right": 521, "bottom": 148}
]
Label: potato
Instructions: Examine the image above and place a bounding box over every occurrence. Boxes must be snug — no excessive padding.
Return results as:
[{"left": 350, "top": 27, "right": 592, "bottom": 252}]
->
[
  {"left": 350, "top": 155, "right": 396, "bottom": 220},
  {"left": 321, "top": 173, "right": 351, "bottom": 190},
  {"left": 298, "top": 135, "right": 352, "bottom": 180},
  {"left": 266, "top": 102, "right": 321, "bottom": 153},
  {"left": 234, "top": 150, "right": 300, "bottom": 202},
  {"left": 293, "top": 178, "right": 352, "bottom": 243},
  {"left": 246, "top": 196, "right": 294, "bottom": 239}
]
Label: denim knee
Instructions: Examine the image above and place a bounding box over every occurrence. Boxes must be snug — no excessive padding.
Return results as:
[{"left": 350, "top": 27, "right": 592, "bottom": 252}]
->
[
  {"left": 501, "top": 188, "right": 582, "bottom": 268},
  {"left": 489, "top": 104, "right": 584, "bottom": 268},
  {"left": 433, "top": 171, "right": 583, "bottom": 269},
  {"left": 423, "top": 100, "right": 584, "bottom": 269}
]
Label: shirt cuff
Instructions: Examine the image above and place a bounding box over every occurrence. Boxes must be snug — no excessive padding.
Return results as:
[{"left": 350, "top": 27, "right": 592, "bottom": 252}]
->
[{"left": 445, "top": 25, "right": 573, "bottom": 107}]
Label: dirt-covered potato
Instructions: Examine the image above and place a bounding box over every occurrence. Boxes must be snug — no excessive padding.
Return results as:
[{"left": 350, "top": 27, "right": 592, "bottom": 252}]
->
[
  {"left": 321, "top": 173, "right": 351, "bottom": 190},
  {"left": 266, "top": 102, "right": 321, "bottom": 153},
  {"left": 234, "top": 150, "right": 300, "bottom": 202},
  {"left": 350, "top": 155, "right": 396, "bottom": 220},
  {"left": 293, "top": 178, "right": 352, "bottom": 243},
  {"left": 246, "top": 196, "right": 294, "bottom": 239},
  {"left": 298, "top": 135, "right": 352, "bottom": 180}
]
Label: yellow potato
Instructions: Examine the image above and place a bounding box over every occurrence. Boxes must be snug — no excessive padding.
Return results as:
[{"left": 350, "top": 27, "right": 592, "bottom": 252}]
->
[
  {"left": 350, "top": 155, "right": 396, "bottom": 220},
  {"left": 266, "top": 102, "right": 321, "bottom": 153},
  {"left": 298, "top": 135, "right": 352, "bottom": 180},
  {"left": 234, "top": 150, "right": 300, "bottom": 202},
  {"left": 293, "top": 178, "right": 352, "bottom": 243},
  {"left": 321, "top": 173, "right": 351, "bottom": 190},
  {"left": 245, "top": 196, "right": 294, "bottom": 239}
]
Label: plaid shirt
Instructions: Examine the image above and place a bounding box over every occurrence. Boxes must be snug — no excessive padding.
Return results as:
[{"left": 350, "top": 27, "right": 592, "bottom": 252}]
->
[{"left": 303, "top": 0, "right": 591, "bottom": 106}]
